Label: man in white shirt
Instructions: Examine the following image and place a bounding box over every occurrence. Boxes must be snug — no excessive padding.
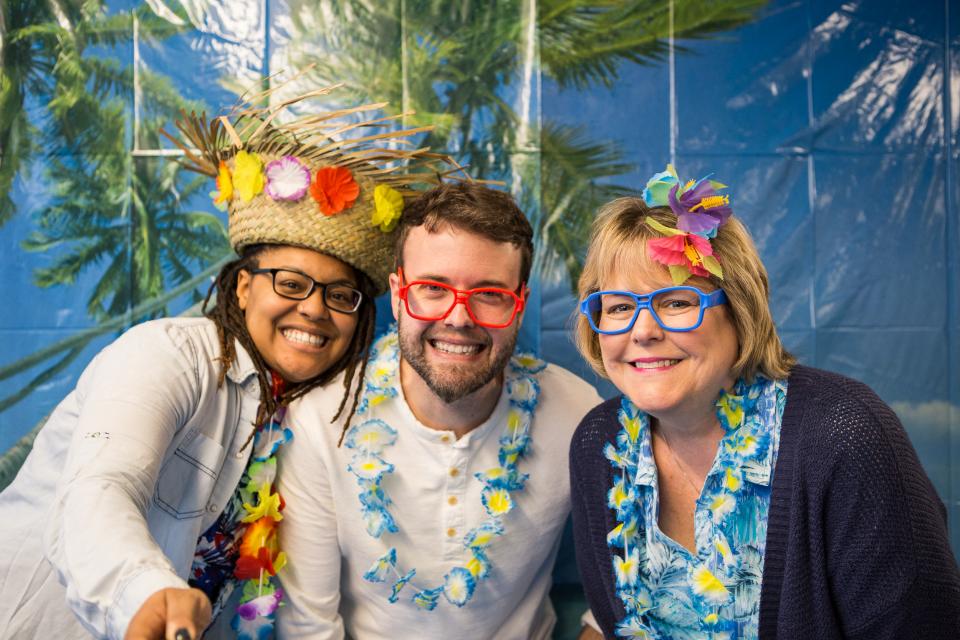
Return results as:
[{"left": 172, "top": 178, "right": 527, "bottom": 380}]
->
[{"left": 276, "top": 182, "right": 601, "bottom": 639}]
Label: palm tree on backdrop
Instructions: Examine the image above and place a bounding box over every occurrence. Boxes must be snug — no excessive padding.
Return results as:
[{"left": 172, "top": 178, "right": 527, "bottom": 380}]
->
[
  {"left": 21, "top": 119, "right": 229, "bottom": 322},
  {"left": 281, "top": 0, "right": 767, "bottom": 286},
  {"left": 0, "top": 0, "right": 769, "bottom": 482},
  {"left": 0, "top": 0, "right": 186, "bottom": 225},
  {"left": 0, "top": 1, "right": 227, "bottom": 427}
]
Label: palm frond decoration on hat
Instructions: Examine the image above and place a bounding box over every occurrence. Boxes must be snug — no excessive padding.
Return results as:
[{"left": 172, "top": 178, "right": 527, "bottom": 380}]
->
[{"left": 162, "top": 69, "right": 465, "bottom": 294}]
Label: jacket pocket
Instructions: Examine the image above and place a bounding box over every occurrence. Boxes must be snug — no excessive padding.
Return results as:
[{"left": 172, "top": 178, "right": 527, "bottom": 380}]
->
[{"left": 154, "top": 432, "right": 225, "bottom": 519}]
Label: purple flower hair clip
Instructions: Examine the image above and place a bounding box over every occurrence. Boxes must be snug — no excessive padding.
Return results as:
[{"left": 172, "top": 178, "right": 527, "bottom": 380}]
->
[
  {"left": 643, "top": 164, "right": 732, "bottom": 238},
  {"left": 640, "top": 164, "right": 734, "bottom": 285}
]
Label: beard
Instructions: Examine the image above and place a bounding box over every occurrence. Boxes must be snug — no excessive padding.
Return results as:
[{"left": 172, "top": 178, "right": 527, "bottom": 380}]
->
[{"left": 397, "top": 314, "right": 518, "bottom": 404}]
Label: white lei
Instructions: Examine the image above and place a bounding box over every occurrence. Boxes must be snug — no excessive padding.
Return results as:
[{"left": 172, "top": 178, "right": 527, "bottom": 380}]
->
[{"left": 343, "top": 329, "right": 546, "bottom": 610}]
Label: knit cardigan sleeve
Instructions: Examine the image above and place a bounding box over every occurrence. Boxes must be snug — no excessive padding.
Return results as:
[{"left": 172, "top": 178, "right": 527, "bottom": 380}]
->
[
  {"left": 760, "top": 365, "right": 960, "bottom": 639},
  {"left": 570, "top": 397, "right": 625, "bottom": 638}
]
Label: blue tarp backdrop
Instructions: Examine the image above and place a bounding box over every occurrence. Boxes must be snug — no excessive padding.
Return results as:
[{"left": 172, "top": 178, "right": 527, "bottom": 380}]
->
[{"left": 0, "top": 0, "right": 957, "bottom": 607}]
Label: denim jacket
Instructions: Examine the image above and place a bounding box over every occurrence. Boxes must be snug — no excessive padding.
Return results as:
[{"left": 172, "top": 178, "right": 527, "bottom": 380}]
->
[{"left": 0, "top": 318, "right": 262, "bottom": 639}]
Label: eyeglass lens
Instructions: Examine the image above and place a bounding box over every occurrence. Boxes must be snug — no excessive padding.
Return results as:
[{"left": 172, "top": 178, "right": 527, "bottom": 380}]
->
[
  {"left": 594, "top": 289, "right": 702, "bottom": 332},
  {"left": 271, "top": 269, "right": 362, "bottom": 312},
  {"left": 405, "top": 283, "right": 518, "bottom": 326}
]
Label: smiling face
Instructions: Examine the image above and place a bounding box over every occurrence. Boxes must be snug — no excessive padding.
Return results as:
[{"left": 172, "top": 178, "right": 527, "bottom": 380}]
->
[
  {"left": 598, "top": 260, "right": 739, "bottom": 429},
  {"left": 389, "top": 225, "right": 524, "bottom": 404},
  {"left": 236, "top": 245, "right": 360, "bottom": 383}
]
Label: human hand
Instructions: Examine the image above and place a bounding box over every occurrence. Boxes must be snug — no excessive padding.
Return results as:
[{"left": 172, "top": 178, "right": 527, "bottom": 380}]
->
[{"left": 124, "top": 587, "right": 212, "bottom": 640}]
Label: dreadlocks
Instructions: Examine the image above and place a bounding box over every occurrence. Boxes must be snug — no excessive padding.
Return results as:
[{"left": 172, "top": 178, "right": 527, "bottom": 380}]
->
[{"left": 203, "top": 245, "right": 376, "bottom": 450}]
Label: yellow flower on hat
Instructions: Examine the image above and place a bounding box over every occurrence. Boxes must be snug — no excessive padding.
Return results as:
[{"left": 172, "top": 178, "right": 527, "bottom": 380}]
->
[
  {"left": 372, "top": 184, "right": 404, "bottom": 232},
  {"left": 212, "top": 161, "right": 233, "bottom": 208},
  {"left": 233, "top": 150, "right": 265, "bottom": 202}
]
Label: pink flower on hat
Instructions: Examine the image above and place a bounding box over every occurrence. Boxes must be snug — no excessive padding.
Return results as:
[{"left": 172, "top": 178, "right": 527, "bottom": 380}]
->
[{"left": 265, "top": 156, "right": 310, "bottom": 201}]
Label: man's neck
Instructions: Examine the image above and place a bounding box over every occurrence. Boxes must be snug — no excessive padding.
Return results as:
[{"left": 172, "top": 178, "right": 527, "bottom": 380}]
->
[{"left": 398, "top": 358, "right": 504, "bottom": 438}]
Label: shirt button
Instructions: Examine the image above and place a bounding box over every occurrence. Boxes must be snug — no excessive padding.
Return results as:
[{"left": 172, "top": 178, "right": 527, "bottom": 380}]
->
[
  {"left": 207, "top": 504, "right": 218, "bottom": 513},
  {"left": 447, "top": 496, "right": 458, "bottom": 506},
  {"left": 449, "top": 468, "right": 459, "bottom": 478},
  {"left": 235, "top": 451, "right": 244, "bottom": 458},
  {"left": 446, "top": 528, "right": 457, "bottom": 538},
  {"left": 440, "top": 434, "right": 451, "bottom": 444}
]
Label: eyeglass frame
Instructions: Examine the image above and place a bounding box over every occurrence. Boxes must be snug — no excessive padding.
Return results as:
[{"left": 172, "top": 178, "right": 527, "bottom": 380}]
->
[
  {"left": 579, "top": 286, "right": 728, "bottom": 334},
  {"left": 395, "top": 267, "right": 526, "bottom": 329},
  {"left": 247, "top": 267, "right": 364, "bottom": 314}
]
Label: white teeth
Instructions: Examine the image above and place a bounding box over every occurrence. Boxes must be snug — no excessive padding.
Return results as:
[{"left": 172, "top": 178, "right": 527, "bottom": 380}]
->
[
  {"left": 432, "top": 340, "right": 481, "bottom": 355},
  {"left": 631, "top": 359, "right": 679, "bottom": 369},
  {"left": 283, "top": 329, "right": 328, "bottom": 347}
]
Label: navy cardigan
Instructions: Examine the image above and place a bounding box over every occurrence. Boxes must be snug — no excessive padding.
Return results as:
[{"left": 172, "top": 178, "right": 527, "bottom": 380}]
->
[{"left": 570, "top": 365, "right": 960, "bottom": 639}]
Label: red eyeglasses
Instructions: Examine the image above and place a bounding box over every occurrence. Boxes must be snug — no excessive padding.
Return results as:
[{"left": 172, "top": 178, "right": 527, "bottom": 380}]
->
[{"left": 396, "top": 268, "right": 525, "bottom": 329}]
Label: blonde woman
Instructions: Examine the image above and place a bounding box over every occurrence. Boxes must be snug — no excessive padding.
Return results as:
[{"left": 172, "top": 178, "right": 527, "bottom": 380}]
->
[{"left": 569, "top": 167, "right": 960, "bottom": 639}]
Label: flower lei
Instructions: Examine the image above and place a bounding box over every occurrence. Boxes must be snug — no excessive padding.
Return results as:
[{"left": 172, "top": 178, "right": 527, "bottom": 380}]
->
[
  {"left": 343, "top": 329, "right": 546, "bottom": 610},
  {"left": 642, "top": 164, "right": 733, "bottom": 285},
  {"left": 210, "top": 151, "right": 404, "bottom": 232},
  {"left": 229, "top": 380, "right": 294, "bottom": 639},
  {"left": 604, "top": 377, "right": 783, "bottom": 638}
]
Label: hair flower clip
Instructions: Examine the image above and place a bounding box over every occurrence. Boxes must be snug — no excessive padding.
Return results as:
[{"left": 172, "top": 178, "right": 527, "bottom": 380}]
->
[
  {"left": 311, "top": 166, "right": 360, "bottom": 216},
  {"left": 642, "top": 165, "right": 680, "bottom": 207},
  {"left": 264, "top": 156, "right": 310, "bottom": 201},
  {"left": 643, "top": 163, "right": 731, "bottom": 238},
  {"left": 371, "top": 184, "right": 404, "bottom": 232},
  {"left": 642, "top": 164, "right": 731, "bottom": 285}
]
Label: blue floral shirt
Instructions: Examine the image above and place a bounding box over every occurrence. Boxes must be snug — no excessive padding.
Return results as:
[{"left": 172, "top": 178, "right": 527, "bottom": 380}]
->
[{"left": 605, "top": 377, "right": 786, "bottom": 639}]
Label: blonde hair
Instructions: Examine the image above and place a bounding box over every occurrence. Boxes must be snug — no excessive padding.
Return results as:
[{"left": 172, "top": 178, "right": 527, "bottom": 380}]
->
[{"left": 575, "top": 196, "right": 795, "bottom": 382}]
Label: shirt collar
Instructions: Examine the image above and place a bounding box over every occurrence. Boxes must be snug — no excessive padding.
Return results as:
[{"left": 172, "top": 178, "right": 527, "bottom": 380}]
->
[
  {"left": 226, "top": 338, "right": 259, "bottom": 386},
  {"left": 632, "top": 416, "right": 658, "bottom": 487}
]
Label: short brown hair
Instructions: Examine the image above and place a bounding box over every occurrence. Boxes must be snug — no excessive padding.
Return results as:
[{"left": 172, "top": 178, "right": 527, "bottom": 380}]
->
[
  {"left": 575, "top": 197, "right": 795, "bottom": 382},
  {"left": 396, "top": 182, "right": 534, "bottom": 284}
]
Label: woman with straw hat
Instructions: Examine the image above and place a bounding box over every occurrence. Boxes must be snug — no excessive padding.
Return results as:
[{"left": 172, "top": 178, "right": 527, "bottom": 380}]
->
[{"left": 0, "top": 84, "right": 451, "bottom": 640}]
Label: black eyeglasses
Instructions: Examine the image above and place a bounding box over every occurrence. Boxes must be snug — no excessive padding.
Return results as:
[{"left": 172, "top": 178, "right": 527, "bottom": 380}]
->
[{"left": 248, "top": 268, "right": 363, "bottom": 314}]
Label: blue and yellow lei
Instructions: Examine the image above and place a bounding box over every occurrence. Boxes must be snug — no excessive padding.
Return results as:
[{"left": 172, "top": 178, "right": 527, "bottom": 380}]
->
[
  {"left": 605, "top": 377, "right": 786, "bottom": 639},
  {"left": 344, "top": 329, "right": 546, "bottom": 610}
]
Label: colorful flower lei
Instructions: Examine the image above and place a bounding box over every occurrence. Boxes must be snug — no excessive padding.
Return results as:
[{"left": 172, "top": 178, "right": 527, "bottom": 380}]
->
[
  {"left": 604, "top": 377, "right": 785, "bottom": 638},
  {"left": 642, "top": 164, "right": 732, "bottom": 285},
  {"left": 229, "top": 402, "right": 293, "bottom": 639},
  {"left": 344, "top": 329, "right": 546, "bottom": 611}
]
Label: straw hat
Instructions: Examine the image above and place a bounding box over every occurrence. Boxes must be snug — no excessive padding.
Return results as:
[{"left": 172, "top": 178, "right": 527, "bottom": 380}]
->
[{"left": 164, "top": 77, "right": 459, "bottom": 294}]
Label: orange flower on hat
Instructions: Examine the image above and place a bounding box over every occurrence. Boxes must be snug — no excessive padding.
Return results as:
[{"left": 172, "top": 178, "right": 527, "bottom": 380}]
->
[
  {"left": 310, "top": 166, "right": 360, "bottom": 216},
  {"left": 211, "top": 161, "right": 233, "bottom": 209}
]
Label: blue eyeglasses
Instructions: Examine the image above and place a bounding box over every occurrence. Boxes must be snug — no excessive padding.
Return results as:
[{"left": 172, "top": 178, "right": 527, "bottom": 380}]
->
[{"left": 579, "top": 286, "right": 728, "bottom": 334}]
